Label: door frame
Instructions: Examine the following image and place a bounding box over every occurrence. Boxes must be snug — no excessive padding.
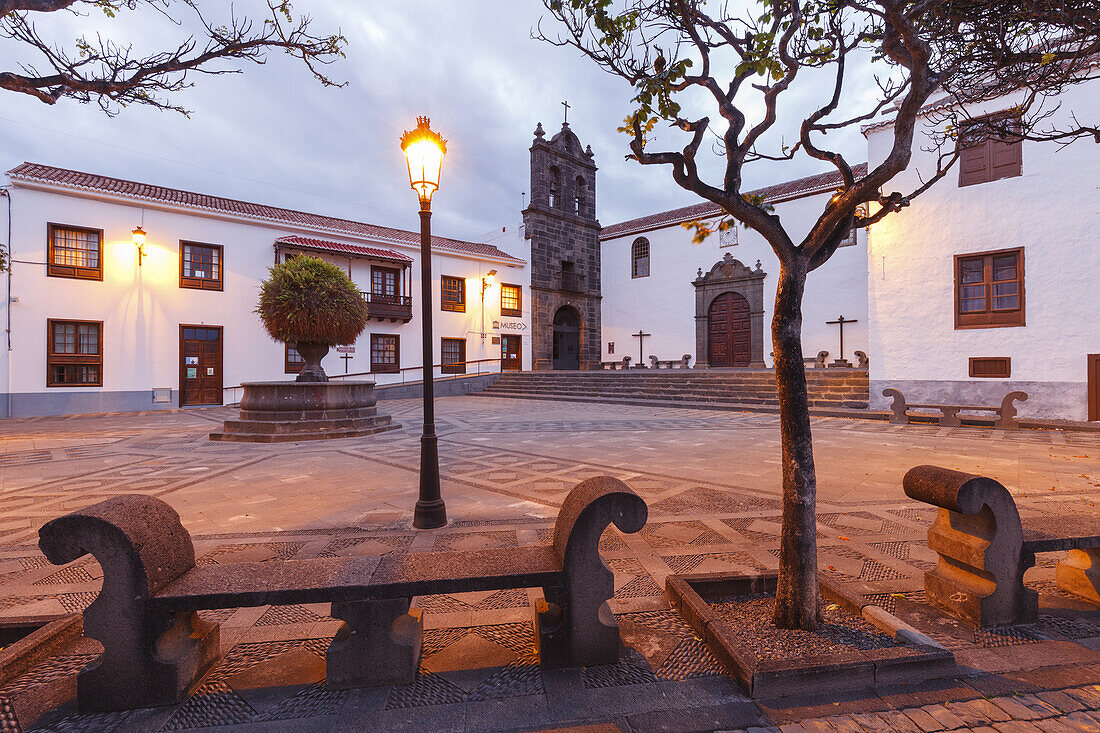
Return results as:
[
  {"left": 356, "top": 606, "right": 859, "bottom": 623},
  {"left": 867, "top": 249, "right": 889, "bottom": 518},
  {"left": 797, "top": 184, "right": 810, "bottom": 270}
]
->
[
  {"left": 501, "top": 334, "right": 522, "bottom": 371},
  {"left": 1089, "top": 354, "right": 1100, "bottom": 421},
  {"left": 179, "top": 324, "right": 224, "bottom": 407}
]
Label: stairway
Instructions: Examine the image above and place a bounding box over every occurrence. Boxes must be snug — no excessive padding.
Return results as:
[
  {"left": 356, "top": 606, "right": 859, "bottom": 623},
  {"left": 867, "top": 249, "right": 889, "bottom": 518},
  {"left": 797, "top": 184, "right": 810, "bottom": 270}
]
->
[{"left": 477, "top": 369, "right": 870, "bottom": 413}]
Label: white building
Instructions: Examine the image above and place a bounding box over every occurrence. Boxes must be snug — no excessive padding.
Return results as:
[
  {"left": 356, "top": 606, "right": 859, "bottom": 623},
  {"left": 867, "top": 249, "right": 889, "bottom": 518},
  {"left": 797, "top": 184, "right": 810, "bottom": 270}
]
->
[
  {"left": 864, "top": 82, "right": 1100, "bottom": 421},
  {"left": 0, "top": 163, "right": 530, "bottom": 417},
  {"left": 600, "top": 167, "right": 870, "bottom": 369}
]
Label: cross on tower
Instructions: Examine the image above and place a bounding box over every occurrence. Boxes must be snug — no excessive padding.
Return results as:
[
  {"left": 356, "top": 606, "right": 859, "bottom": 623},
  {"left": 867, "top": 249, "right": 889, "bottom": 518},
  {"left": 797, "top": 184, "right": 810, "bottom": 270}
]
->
[{"left": 561, "top": 100, "right": 570, "bottom": 124}]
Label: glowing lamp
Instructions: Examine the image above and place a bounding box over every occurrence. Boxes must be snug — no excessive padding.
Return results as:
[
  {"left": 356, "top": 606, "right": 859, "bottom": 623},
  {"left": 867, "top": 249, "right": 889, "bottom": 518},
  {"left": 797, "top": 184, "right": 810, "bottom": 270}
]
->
[
  {"left": 481, "top": 268, "right": 498, "bottom": 295},
  {"left": 132, "top": 226, "right": 147, "bottom": 266},
  {"left": 400, "top": 117, "right": 447, "bottom": 204}
]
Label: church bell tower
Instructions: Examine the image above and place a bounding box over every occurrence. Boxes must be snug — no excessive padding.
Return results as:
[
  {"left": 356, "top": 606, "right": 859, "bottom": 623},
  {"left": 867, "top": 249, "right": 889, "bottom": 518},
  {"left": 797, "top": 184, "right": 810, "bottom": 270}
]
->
[{"left": 522, "top": 119, "right": 601, "bottom": 370}]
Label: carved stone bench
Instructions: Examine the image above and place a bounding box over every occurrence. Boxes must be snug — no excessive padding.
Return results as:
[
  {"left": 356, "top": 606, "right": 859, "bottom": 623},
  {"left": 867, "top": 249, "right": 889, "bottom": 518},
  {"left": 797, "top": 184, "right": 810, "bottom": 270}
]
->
[
  {"left": 38, "top": 476, "right": 648, "bottom": 712},
  {"left": 883, "top": 388, "right": 1027, "bottom": 429},
  {"left": 647, "top": 355, "right": 693, "bottom": 369},
  {"left": 903, "top": 465, "right": 1100, "bottom": 627}
]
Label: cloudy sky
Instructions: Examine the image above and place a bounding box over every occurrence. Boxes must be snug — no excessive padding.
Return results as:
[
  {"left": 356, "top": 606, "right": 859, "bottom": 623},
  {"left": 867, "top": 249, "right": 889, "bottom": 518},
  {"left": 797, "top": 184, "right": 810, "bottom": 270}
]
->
[{"left": 0, "top": 1, "right": 872, "bottom": 243}]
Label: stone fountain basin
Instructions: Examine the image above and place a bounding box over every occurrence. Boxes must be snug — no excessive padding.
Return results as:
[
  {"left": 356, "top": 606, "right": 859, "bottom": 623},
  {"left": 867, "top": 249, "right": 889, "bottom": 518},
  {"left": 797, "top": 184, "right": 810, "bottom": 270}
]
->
[{"left": 210, "top": 381, "right": 401, "bottom": 442}]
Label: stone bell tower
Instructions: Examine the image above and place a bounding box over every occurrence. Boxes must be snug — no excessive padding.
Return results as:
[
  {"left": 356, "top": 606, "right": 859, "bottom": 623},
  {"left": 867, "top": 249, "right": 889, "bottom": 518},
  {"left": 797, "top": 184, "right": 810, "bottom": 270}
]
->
[{"left": 522, "top": 120, "right": 601, "bottom": 370}]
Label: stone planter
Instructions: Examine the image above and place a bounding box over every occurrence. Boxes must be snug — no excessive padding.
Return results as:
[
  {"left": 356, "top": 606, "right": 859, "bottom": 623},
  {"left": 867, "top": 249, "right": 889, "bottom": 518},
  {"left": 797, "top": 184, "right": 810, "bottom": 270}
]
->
[
  {"left": 295, "top": 341, "right": 330, "bottom": 382},
  {"left": 209, "top": 381, "right": 400, "bottom": 442}
]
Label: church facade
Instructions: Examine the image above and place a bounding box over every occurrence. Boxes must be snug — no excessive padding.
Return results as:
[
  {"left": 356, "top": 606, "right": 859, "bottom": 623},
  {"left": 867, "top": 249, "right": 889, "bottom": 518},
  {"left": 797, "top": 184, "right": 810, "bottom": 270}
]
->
[{"left": 599, "top": 168, "right": 870, "bottom": 371}]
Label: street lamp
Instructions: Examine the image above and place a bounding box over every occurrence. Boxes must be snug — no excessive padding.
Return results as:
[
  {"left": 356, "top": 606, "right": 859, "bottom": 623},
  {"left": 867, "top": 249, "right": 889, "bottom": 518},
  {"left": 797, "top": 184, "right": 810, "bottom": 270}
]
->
[{"left": 401, "top": 117, "right": 448, "bottom": 529}]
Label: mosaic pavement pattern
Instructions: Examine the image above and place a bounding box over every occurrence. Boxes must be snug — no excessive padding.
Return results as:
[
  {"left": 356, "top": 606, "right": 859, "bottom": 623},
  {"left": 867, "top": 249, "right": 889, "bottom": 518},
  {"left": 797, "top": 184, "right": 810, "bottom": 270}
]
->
[{"left": 0, "top": 396, "right": 1098, "bottom": 731}]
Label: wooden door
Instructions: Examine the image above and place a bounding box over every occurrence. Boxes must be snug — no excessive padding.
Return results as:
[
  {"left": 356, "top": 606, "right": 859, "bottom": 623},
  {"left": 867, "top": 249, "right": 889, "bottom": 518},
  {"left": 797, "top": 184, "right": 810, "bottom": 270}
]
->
[
  {"left": 708, "top": 292, "right": 751, "bottom": 367},
  {"left": 180, "top": 325, "right": 223, "bottom": 406},
  {"left": 1089, "top": 354, "right": 1100, "bottom": 421},
  {"left": 501, "top": 335, "right": 522, "bottom": 371}
]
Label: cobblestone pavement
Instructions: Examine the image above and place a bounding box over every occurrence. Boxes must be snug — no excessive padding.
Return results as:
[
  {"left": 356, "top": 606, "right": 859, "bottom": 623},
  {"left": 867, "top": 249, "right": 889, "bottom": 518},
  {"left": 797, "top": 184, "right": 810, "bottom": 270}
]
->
[{"left": 0, "top": 396, "right": 1097, "bottom": 732}]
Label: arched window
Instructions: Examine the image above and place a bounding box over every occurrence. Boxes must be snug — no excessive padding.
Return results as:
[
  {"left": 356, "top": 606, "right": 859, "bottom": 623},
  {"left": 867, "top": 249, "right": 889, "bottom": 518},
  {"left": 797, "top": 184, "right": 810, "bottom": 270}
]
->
[
  {"left": 573, "top": 176, "right": 585, "bottom": 216},
  {"left": 631, "top": 237, "right": 650, "bottom": 278},
  {"left": 548, "top": 166, "right": 560, "bottom": 208}
]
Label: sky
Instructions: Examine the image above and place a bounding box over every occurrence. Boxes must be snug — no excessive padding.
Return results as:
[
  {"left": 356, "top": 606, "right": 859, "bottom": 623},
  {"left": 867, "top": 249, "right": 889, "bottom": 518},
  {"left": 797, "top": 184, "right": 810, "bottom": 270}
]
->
[{"left": 0, "top": 1, "right": 874, "bottom": 244}]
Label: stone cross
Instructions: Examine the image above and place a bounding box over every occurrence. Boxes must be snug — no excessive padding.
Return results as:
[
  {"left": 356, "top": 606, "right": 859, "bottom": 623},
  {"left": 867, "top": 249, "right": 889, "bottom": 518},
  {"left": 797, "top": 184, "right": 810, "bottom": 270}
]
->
[
  {"left": 826, "top": 315, "right": 857, "bottom": 360},
  {"left": 633, "top": 330, "right": 651, "bottom": 366},
  {"left": 562, "top": 100, "right": 570, "bottom": 124}
]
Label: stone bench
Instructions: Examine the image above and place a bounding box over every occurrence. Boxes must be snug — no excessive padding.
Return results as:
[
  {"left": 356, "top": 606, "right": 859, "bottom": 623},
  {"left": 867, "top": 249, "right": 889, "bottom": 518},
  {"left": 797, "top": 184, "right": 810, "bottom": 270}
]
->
[
  {"left": 647, "top": 355, "right": 693, "bottom": 369},
  {"left": 883, "top": 388, "right": 1027, "bottom": 429},
  {"left": 903, "top": 465, "right": 1100, "bottom": 627},
  {"left": 37, "top": 476, "right": 648, "bottom": 712}
]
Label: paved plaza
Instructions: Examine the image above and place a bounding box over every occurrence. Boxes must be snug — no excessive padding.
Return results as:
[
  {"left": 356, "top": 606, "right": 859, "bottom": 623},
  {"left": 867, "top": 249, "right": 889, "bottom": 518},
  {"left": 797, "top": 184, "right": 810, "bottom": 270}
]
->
[{"left": 1, "top": 396, "right": 1099, "bottom": 732}]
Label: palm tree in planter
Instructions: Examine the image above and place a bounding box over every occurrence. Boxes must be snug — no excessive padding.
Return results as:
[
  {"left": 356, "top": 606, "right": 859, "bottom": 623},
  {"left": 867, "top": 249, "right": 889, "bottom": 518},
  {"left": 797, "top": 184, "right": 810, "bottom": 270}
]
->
[{"left": 256, "top": 256, "right": 369, "bottom": 382}]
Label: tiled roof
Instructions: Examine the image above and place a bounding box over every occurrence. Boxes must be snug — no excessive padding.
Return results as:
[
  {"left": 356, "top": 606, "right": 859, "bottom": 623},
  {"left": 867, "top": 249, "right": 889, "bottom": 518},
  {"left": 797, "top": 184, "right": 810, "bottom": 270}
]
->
[
  {"left": 274, "top": 236, "right": 412, "bottom": 263},
  {"left": 7, "top": 162, "right": 526, "bottom": 265},
  {"left": 600, "top": 163, "right": 869, "bottom": 239}
]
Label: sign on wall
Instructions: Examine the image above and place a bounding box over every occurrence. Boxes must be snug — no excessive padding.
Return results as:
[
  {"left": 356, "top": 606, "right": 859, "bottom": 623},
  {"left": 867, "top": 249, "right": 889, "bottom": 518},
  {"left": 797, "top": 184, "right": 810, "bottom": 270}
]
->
[{"left": 492, "top": 320, "right": 528, "bottom": 331}]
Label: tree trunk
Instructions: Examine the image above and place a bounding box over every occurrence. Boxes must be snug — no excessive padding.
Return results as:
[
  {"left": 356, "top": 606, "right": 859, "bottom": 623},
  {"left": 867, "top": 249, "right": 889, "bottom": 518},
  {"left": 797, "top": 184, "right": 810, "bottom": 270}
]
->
[{"left": 771, "top": 256, "right": 821, "bottom": 630}]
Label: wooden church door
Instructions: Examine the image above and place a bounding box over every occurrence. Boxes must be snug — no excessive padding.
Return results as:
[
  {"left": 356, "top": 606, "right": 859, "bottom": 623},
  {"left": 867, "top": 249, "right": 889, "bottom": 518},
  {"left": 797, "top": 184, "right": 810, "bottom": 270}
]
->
[{"left": 708, "top": 292, "right": 751, "bottom": 367}]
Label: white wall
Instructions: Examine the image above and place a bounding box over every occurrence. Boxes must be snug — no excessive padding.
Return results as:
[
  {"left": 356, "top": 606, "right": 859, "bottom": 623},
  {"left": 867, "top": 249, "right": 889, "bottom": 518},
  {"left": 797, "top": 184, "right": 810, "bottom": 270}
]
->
[
  {"left": 0, "top": 184, "right": 529, "bottom": 416},
  {"left": 865, "top": 81, "right": 1100, "bottom": 420},
  {"left": 601, "top": 189, "right": 869, "bottom": 367}
]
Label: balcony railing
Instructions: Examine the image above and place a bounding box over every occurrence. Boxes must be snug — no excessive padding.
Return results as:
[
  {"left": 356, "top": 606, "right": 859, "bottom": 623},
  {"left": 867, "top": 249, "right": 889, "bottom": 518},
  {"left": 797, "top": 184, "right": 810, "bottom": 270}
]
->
[{"left": 363, "top": 292, "right": 413, "bottom": 322}]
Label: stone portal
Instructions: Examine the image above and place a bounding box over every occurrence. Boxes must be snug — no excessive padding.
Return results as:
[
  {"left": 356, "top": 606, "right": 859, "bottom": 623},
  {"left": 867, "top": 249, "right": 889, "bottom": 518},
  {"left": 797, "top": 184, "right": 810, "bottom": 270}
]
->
[
  {"left": 552, "top": 306, "right": 581, "bottom": 370},
  {"left": 694, "top": 254, "right": 767, "bottom": 368}
]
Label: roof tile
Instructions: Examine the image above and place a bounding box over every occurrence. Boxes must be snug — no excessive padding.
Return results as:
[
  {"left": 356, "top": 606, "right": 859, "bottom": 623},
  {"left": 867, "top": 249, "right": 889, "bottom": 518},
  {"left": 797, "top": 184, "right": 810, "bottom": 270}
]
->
[
  {"left": 274, "top": 235, "right": 413, "bottom": 262},
  {"left": 7, "top": 162, "right": 525, "bottom": 265},
  {"left": 600, "top": 163, "right": 869, "bottom": 239}
]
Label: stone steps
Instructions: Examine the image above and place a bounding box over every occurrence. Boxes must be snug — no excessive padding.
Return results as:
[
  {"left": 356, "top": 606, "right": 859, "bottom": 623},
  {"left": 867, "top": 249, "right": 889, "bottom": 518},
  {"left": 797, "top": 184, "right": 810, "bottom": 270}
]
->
[{"left": 477, "top": 369, "right": 870, "bottom": 411}]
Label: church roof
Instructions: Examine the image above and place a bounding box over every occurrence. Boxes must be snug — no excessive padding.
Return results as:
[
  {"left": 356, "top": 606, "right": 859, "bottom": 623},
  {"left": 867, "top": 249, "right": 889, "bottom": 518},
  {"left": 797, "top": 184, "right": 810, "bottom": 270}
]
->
[
  {"left": 7, "top": 162, "right": 526, "bottom": 265},
  {"left": 600, "top": 163, "right": 869, "bottom": 240}
]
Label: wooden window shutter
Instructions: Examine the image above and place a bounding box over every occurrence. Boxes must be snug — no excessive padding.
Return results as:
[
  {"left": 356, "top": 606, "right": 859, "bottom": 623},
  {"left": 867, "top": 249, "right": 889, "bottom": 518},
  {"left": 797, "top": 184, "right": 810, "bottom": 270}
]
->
[
  {"left": 969, "top": 357, "right": 1011, "bottom": 378},
  {"left": 990, "top": 136, "right": 1022, "bottom": 181},
  {"left": 958, "top": 140, "right": 990, "bottom": 186}
]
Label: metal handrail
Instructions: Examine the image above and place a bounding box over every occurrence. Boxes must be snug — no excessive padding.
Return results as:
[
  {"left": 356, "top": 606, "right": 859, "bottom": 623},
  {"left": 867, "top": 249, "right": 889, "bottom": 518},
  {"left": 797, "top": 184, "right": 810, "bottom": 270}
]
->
[
  {"left": 223, "top": 357, "right": 504, "bottom": 393},
  {"left": 330, "top": 357, "right": 503, "bottom": 384}
]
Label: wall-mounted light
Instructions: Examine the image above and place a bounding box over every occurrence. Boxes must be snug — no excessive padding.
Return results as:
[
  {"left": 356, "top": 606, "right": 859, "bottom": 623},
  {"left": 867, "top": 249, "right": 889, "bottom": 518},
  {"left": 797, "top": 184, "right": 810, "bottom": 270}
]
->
[
  {"left": 132, "top": 226, "right": 147, "bottom": 266},
  {"left": 481, "top": 268, "right": 498, "bottom": 294}
]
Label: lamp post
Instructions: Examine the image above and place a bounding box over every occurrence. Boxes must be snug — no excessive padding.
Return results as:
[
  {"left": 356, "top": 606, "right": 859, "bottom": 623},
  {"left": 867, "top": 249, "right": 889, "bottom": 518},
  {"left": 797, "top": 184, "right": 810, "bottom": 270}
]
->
[{"left": 401, "top": 117, "right": 448, "bottom": 529}]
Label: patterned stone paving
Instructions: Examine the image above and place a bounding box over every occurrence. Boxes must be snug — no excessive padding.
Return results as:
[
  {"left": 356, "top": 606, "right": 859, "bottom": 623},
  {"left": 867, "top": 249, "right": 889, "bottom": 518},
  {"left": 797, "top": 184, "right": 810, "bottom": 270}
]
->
[{"left": 0, "top": 396, "right": 1097, "bottom": 731}]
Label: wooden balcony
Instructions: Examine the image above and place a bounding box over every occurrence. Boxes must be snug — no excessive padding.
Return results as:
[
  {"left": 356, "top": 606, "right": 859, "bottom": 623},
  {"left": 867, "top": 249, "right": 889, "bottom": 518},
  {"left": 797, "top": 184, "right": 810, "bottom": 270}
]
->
[{"left": 364, "top": 292, "right": 413, "bottom": 323}]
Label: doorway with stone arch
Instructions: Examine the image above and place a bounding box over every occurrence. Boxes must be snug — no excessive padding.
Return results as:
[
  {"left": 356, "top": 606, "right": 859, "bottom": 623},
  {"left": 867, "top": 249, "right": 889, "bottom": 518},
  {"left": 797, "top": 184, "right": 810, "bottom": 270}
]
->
[
  {"left": 552, "top": 306, "right": 581, "bottom": 370},
  {"left": 693, "top": 254, "right": 767, "bottom": 368}
]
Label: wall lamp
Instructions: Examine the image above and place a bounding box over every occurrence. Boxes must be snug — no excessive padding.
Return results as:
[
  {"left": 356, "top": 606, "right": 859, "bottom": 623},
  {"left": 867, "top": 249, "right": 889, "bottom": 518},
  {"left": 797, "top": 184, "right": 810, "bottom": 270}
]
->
[
  {"left": 481, "top": 269, "right": 497, "bottom": 294},
  {"left": 132, "top": 226, "right": 147, "bottom": 266}
]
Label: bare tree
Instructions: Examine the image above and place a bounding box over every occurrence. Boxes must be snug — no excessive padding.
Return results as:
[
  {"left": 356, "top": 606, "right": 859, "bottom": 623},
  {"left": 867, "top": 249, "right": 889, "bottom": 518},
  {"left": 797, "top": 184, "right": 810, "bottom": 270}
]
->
[
  {"left": 539, "top": 0, "right": 1099, "bottom": 630},
  {"left": 1, "top": 0, "right": 345, "bottom": 114}
]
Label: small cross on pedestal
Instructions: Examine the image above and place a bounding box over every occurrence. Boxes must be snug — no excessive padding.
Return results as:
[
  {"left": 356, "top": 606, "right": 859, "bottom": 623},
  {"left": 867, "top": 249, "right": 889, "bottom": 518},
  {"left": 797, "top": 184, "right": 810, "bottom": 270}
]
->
[
  {"left": 633, "top": 330, "right": 651, "bottom": 368},
  {"left": 561, "top": 100, "right": 570, "bottom": 124},
  {"left": 340, "top": 352, "right": 353, "bottom": 374},
  {"left": 825, "top": 315, "right": 858, "bottom": 367}
]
